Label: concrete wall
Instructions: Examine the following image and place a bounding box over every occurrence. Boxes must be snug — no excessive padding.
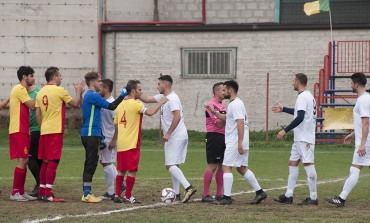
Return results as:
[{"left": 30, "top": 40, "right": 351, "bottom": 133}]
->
[
  {"left": 103, "top": 30, "right": 370, "bottom": 132},
  {"left": 0, "top": 0, "right": 98, "bottom": 101}
]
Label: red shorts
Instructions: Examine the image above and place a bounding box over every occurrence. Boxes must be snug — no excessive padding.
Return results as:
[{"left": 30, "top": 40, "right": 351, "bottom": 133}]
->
[
  {"left": 9, "top": 132, "right": 30, "bottom": 160},
  {"left": 38, "top": 133, "right": 64, "bottom": 160},
  {"left": 117, "top": 148, "right": 140, "bottom": 172}
]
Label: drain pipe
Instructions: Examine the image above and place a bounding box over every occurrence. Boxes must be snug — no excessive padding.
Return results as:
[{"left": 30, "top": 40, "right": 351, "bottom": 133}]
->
[{"left": 98, "top": 0, "right": 207, "bottom": 75}]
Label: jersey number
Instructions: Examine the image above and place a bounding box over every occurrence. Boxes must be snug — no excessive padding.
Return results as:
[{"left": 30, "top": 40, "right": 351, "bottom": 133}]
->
[{"left": 120, "top": 111, "right": 127, "bottom": 128}]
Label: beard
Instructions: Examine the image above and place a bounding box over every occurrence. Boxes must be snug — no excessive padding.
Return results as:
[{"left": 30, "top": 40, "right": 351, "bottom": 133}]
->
[
  {"left": 224, "top": 94, "right": 230, "bottom": 99},
  {"left": 352, "top": 88, "right": 357, "bottom": 93}
]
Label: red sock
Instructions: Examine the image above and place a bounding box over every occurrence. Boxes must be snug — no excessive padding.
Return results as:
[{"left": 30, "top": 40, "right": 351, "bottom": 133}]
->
[
  {"left": 125, "top": 176, "right": 135, "bottom": 199},
  {"left": 215, "top": 169, "right": 224, "bottom": 196},
  {"left": 203, "top": 169, "right": 213, "bottom": 196},
  {"left": 39, "top": 162, "right": 48, "bottom": 196},
  {"left": 12, "top": 167, "right": 25, "bottom": 195},
  {"left": 115, "top": 175, "right": 124, "bottom": 197},
  {"left": 19, "top": 167, "right": 27, "bottom": 195},
  {"left": 45, "top": 162, "right": 59, "bottom": 197}
]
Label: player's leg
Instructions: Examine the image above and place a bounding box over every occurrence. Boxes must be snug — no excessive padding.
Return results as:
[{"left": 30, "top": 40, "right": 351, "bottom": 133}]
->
[
  {"left": 81, "top": 136, "right": 101, "bottom": 203},
  {"left": 202, "top": 163, "right": 217, "bottom": 202},
  {"left": 215, "top": 163, "right": 224, "bottom": 199},
  {"left": 122, "top": 148, "right": 140, "bottom": 203},
  {"left": 28, "top": 130, "right": 41, "bottom": 196},
  {"left": 298, "top": 142, "right": 318, "bottom": 205},
  {"left": 236, "top": 151, "right": 267, "bottom": 205},
  {"left": 113, "top": 151, "right": 125, "bottom": 202},
  {"left": 274, "top": 142, "right": 300, "bottom": 204}
]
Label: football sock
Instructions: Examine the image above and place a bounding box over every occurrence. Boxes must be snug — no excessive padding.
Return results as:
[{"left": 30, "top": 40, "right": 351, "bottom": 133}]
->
[
  {"left": 19, "top": 167, "right": 27, "bottom": 195},
  {"left": 125, "top": 176, "right": 136, "bottom": 199},
  {"left": 223, "top": 173, "right": 233, "bottom": 197},
  {"left": 203, "top": 168, "right": 213, "bottom": 196},
  {"left": 45, "top": 161, "right": 58, "bottom": 197},
  {"left": 243, "top": 169, "right": 262, "bottom": 191},
  {"left": 104, "top": 165, "right": 116, "bottom": 195},
  {"left": 172, "top": 175, "right": 180, "bottom": 195},
  {"left": 12, "top": 167, "right": 25, "bottom": 195},
  {"left": 339, "top": 166, "right": 360, "bottom": 200},
  {"left": 168, "top": 166, "right": 190, "bottom": 189},
  {"left": 39, "top": 162, "right": 48, "bottom": 196},
  {"left": 304, "top": 165, "right": 317, "bottom": 200},
  {"left": 215, "top": 169, "right": 224, "bottom": 197},
  {"left": 28, "top": 158, "right": 41, "bottom": 185},
  {"left": 115, "top": 175, "right": 124, "bottom": 197},
  {"left": 83, "top": 183, "right": 92, "bottom": 197},
  {"left": 285, "top": 166, "right": 298, "bottom": 198}
]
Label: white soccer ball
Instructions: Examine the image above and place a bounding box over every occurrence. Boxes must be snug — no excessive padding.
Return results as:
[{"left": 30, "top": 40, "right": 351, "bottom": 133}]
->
[{"left": 160, "top": 188, "right": 176, "bottom": 204}]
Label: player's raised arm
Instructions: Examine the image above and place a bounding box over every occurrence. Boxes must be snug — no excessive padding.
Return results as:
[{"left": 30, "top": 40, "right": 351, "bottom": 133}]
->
[
  {"left": 68, "top": 80, "right": 85, "bottom": 108},
  {"left": 0, "top": 98, "right": 9, "bottom": 110},
  {"left": 144, "top": 96, "right": 168, "bottom": 116},
  {"left": 140, "top": 93, "right": 157, "bottom": 103}
]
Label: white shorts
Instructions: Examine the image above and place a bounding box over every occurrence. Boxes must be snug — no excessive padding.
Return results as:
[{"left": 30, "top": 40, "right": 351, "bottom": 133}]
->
[
  {"left": 222, "top": 146, "right": 249, "bottom": 167},
  {"left": 99, "top": 138, "right": 117, "bottom": 164},
  {"left": 289, "top": 141, "right": 315, "bottom": 163},
  {"left": 352, "top": 146, "right": 370, "bottom": 166},
  {"left": 164, "top": 139, "right": 188, "bottom": 165}
]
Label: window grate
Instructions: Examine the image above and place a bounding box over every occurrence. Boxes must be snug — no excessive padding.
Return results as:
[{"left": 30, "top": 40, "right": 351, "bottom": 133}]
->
[{"left": 181, "top": 48, "right": 237, "bottom": 79}]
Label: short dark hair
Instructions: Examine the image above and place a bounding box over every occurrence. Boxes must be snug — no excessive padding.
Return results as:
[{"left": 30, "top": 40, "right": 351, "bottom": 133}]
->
[
  {"left": 158, "top": 74, "right": 173, "bottom": 86},
  {"left": 101, "top": 79, "right": 113, "bottom": 93},
  {"left": 17, "top": 66, "right": 34, "bottom": 81},
  {"left": 351, "top": 72, "right": 367, "bottom": 87},
  {"left": 212, "top": 82, "right": 224, "bottom": 95},
  {"left": 84, "top": 71, "right": 99, "bottom": 87},
  {"left": 126, "top": 80, "right": 141, "bottom": 94},
  {"left": 45, "top": 66, "right": 59, "bottom": 82},
  {"left": 295, "top": 73, "right": 308, "bottom": 86},
  {"left": 224, "top": 80, "right": 239, "bottom": 93}
]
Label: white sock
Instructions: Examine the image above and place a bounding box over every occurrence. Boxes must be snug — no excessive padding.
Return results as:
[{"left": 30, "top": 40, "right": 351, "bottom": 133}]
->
[
  {"left": 223, "top": 173, "right": 233, "bottom": 197},
  {"left": 243, "top": 170, "right": 261, "bottom": 191},
  {"left": 285, "top": 166, "right": 298, "bottom": 198},
  {"left": 304, "top": 165, "right": 317, "bottom": 200},
  {"left": 103, "top": 165, "right": 116, "bottom": 195},
  {"left": 339, "top": 166, "right": 360, "bottom": 200},
  {"left": 168, "top": 166, "right": 191, "bottom": 189},
  {"left": 172, "top": 175, "right": 180, "bottom": 195}
]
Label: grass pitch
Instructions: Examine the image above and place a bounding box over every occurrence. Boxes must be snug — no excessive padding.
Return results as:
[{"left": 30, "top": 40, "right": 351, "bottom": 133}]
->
[{"left": 0, "top": 131, "right": 370, "bottom": 223}]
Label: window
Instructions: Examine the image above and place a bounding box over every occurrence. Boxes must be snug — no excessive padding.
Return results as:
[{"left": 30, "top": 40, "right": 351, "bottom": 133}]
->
[
  {"left": 181, "top": 48, "right": 237, "bottom": 79},
  {"left": 279, "top": 0, "right": 370, "bottom": 25}
]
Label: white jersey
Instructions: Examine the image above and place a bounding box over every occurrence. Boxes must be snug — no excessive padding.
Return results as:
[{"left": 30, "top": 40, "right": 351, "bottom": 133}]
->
[
  {"left": 293, "top": 90, "right": 316, "bottom": 144},
  {"left": 101, "top": 96, "right": 115, "bottom": 139},
  {"left": 225, "top": 97, "right": 249, "bottom": 150},
  {"left": 154, "top": 92, "right": 188, "bottom": 140},
  {"left": 353, "top": 92, "right": 370, "bottom": 148}
]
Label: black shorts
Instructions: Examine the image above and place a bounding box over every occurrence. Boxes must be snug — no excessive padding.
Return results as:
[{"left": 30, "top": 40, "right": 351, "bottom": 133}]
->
[
  {"left": 206, "top": 132, "right": 226, "bottom": 164},
  {"left": 29, "top": 131, "right": 40, "bottom": 159}
]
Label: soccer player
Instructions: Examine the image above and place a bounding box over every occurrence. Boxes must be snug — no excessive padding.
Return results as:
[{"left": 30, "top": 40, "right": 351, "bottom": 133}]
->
[
  {"left": 80, "top": 71, "right": 127, "bottom": 203},
  {"left": 202, "top": 82, "right": 227, "bottom": 203},
  {"left": 272, "top": 73, "right": 318, "bottom": 205},
  {"left": 111, "top": 80, "right": 168, "bottom": 204},
  {"left": 36, "top": 66, "right": 84, "bottom": 202},
  {"left": 326, "top": 73, "right": 370, "bottom": 207},
  {"left": 28, "top": 84, "right": 42, "bottom": 197},
  {"left": 9, "top": 66, "right": 37, "bottom": 201},
  {"left": 209, "top": 80, "right": 267, "bottom": 205},
  {"left": 140, "top": 75, "right": 197, "bottom": 203},
  {"left": 98, "top": 79, "right": 120, "bottom": 200}
]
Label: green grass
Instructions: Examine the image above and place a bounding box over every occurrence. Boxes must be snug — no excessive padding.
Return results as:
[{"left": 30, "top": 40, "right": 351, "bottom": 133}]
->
[{"left": 0, "top": 130, "right": 368, "bottom": 223}]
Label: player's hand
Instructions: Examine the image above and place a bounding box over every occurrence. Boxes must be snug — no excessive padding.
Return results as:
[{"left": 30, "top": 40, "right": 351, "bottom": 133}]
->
[
  {"left": 74, "top": 80, "right": 86, "bottom": 92},
  {"left": 162, "top": 133, "right": 170, "bottom": 142},
  {"left": 276, "top": 129, "right": 286, "bottom": 141},
  {"left": 205, "top": 103, "right": 216, "bottom": 114},
  {"left": 120, "top": 85, "right": 128, "bottom": 97},
  {"left": 357, "top": 144, "right": 366, "bottom": 157},
  {"left": 108, "top": 141, "right": 116, "bottom": 150},
  {"left": 344, "top": 133, "right": 354, "bottom": 144},
  {"left": 238, "top": 143, "right": 245, "bottom": 155},
  {"left": 159, "top": 96, "right": 168, "bottom": 104},
  {"left": 272, "top": 102, "right": 283, "bottom": 113}
]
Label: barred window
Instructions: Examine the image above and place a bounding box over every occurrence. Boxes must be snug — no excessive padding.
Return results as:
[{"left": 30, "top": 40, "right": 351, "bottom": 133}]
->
[{"left": 181, "top": 48, "right": 237, "bottom": 79}]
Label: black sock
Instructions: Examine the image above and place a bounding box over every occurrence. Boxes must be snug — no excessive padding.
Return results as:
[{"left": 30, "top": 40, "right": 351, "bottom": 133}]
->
[
  {"left": 338, "top": 196, "right": 345, "bottom": 202},
  {"left": 256, "top": 189, "right": 263, "bottom": 195}
]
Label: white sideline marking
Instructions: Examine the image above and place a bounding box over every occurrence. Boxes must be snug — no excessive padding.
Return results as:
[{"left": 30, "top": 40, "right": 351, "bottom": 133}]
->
[{"left": 23, "top": 177, "right": 352, "bottom": 223}]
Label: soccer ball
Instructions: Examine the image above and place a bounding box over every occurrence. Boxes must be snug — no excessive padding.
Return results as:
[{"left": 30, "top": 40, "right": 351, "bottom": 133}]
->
[{"left": 160, "top": 188, "right": 176, "bottom": 204}]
